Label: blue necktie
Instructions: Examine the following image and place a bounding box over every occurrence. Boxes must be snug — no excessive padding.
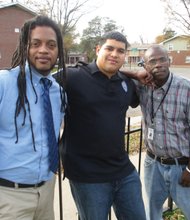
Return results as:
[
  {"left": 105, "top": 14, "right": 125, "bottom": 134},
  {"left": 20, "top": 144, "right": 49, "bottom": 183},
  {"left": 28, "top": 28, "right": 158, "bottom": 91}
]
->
[{"left": 41, "top": 78, "right": 59, "bottom": 173}]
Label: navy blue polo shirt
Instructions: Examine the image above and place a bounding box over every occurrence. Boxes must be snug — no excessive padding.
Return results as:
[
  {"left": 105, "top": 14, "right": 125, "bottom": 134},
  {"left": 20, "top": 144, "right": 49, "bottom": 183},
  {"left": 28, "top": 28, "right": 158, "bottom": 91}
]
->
[{"left": 63, "top": 61, "right": 139, "bottom": 183}]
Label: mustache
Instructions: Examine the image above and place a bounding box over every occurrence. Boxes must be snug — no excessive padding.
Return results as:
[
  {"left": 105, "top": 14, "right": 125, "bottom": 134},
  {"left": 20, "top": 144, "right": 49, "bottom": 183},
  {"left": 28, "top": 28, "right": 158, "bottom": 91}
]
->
[
  {"left": 151, "top": 67, "right": 165, "bottom": 75},
  {"left": 152, "top": 67, "right": 162, "bottom": 72}
]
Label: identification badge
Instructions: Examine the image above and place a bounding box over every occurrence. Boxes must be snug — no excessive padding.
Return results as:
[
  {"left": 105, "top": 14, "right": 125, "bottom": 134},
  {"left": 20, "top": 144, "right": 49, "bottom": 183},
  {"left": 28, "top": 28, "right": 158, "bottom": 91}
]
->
[
  {"left": 148, "top": 127, "right": 154, "bottom": 140},
  {"left": 121, "top": 81, "right": 128, "bottom": 93}
]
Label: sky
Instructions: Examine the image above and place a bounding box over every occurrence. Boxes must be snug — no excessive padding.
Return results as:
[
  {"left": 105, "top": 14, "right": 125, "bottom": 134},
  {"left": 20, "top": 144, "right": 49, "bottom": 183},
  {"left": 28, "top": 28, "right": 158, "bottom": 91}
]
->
[
  {"left": 78, "top": 0, "right": 167, "bottom": 44},
  {"left": 3, "top": 0, "right": 168, "bottom": 43}
]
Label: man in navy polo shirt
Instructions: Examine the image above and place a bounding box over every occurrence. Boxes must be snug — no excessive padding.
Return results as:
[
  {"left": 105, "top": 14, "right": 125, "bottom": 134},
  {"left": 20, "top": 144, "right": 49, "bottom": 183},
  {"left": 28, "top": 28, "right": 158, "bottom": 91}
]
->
[{"left": 62, "top": 31, "right": 146, "bottom": 220}]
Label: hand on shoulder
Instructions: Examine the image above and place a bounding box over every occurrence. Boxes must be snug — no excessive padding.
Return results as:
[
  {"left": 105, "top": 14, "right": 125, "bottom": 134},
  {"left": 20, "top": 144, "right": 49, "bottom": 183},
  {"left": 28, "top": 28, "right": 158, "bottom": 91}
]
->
[
  {"left": 136, "top": 69, "right": 153, "bottom": 85},
  {"left": 122, "top": 69, "right": 153, "bottom": 85}
]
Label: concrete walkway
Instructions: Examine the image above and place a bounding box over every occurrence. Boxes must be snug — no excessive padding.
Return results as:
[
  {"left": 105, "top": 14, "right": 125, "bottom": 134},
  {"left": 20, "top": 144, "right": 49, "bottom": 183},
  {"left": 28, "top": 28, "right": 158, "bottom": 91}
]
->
[{"left": 53, "top": 152, "right": 147, "bottom": 220}]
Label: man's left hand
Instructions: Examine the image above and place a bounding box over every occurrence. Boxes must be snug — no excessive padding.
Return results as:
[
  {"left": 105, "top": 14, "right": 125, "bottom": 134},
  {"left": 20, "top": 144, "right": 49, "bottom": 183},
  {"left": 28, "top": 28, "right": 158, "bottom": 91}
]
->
[{"left": 180, "top": 169, "right": 190, "bottom": 187}]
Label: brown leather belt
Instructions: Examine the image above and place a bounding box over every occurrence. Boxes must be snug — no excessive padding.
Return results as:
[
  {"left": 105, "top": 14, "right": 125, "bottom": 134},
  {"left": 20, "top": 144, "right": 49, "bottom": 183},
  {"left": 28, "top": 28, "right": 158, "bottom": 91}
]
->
[
  {"left": 0, "top": 178, "right": 45, "bottom": 188},
  {"left": 147, "top": 150, "right": 189, "bottom": 165}
]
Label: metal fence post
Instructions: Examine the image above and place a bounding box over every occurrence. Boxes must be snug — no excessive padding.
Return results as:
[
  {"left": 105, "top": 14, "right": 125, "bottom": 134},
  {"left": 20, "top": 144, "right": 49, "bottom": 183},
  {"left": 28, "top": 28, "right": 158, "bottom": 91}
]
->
[{"left": 58, "top": 158, "right": 63, "bottom": 220}]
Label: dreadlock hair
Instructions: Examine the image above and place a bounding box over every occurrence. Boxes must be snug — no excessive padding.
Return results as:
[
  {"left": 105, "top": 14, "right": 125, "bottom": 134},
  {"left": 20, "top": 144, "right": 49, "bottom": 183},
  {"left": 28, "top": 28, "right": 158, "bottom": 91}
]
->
[{"left": 11, "top": 15, "right": 66, "bottom": 151}]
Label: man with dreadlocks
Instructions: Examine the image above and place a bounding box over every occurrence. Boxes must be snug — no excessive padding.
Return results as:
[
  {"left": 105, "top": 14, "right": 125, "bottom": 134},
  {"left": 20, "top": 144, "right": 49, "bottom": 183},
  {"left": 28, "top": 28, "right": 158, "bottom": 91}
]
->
[{"left": 0, "top": 16, "right": 66, "bottom": 220}]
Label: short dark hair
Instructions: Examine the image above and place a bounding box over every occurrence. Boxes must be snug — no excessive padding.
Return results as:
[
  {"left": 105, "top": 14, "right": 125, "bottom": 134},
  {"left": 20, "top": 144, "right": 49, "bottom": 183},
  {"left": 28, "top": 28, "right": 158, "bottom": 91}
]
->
[
  {"left": 144, "top": 45, "right": 169, "bottom": 63},
  {"left": 98, "top": 31, "right": 130, "bottom": 49}
]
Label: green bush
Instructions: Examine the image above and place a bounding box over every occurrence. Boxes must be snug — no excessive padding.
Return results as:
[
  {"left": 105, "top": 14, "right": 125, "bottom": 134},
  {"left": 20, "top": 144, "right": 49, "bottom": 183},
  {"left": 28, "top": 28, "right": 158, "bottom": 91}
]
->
[{"left": 163, "top": 208, "right": 186, "bottom": 220}]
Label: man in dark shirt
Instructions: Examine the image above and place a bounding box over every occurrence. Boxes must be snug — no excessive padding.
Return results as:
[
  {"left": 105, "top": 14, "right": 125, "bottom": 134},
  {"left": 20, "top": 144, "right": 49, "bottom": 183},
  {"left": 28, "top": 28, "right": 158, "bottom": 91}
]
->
[{"left": 62, "top": 31, "right": 146, "bottom": 220}]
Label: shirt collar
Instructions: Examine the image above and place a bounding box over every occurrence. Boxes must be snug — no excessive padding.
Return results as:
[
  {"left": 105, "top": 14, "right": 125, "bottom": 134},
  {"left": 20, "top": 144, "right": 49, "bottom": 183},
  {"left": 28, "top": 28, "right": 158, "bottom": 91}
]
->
[
  {"left": 89, "top": 60, "right": 123, "bottom": 80},
  {"left": 25, "top": 61, "right": 56, "bottom": 85},
  {"left": 88, "top": 60, "right": 100, "bottom": 75},
  {"left": 160, "top": 72, "right": 172, "bottom": 92}
]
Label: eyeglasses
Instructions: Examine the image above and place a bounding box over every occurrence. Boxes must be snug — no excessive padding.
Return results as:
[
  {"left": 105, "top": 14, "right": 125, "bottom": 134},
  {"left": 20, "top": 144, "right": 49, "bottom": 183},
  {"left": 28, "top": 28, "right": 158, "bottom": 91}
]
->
[{"left": 146, "top": 57, "right": 169, "bottom": 66}]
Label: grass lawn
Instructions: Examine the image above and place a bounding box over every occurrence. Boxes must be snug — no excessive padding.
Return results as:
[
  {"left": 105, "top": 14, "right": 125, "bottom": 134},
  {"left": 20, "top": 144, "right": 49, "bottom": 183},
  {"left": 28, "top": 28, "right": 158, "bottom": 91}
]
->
[{"left": 163, "top": 208, "right": 186, "bottom": 220}]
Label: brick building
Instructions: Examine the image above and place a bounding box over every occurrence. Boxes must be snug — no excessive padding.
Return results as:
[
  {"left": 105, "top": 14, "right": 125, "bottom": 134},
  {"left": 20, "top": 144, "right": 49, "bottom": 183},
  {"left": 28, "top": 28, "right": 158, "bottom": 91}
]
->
[
  {"left": 160, "top": 35, "right": 190, "bottom": 66},
  {"left": 126, "top": 35, "right": 190, "bottom": 67},
  {"left": 126, "top": 43, "right": 151, "bottom": 66},
  {"left": 0, "top": 2, "right": 36, "bottom": 68}
]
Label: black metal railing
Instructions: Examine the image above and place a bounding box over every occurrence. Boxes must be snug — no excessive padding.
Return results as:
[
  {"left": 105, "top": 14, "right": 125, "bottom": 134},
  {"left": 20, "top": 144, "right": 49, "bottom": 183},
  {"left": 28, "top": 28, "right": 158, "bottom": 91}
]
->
[{"left": 125, "top": 117, "right": 143, "bottom": 175}]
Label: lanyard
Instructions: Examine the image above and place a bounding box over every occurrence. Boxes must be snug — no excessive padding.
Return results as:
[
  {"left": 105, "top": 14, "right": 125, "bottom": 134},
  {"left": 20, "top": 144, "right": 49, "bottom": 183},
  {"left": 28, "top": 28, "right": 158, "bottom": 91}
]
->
[{"left": 151, "top": 74, "right": 173, "bottom": 123}]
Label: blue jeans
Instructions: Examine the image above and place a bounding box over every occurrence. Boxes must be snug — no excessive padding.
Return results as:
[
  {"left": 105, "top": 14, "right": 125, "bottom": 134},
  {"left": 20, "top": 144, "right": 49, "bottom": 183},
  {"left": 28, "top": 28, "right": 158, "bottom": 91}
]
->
[
  {"left": 144, "top": 154, "right": 190, "bottom": 220},
  {"left": 69, "top": 170, "right": 146, "bottom": 220}
]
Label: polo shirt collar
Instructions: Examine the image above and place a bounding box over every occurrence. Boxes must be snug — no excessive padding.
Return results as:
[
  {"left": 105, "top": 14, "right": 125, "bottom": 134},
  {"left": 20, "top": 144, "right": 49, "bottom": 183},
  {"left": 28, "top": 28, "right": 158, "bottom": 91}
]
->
[{"left": 88, "top": 60, "right": 123, "bottom": 80}]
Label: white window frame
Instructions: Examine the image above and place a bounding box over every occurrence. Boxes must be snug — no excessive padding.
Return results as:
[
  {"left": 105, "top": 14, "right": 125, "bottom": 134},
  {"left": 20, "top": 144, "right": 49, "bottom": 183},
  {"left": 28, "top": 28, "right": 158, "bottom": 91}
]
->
[
  {"left": 15, "top": 28, "right": 20, "bottom": 33},
  {"left": 168, "top": 44, "right": 173, "bottom": 51},
  {"left": 185, "top": 56, "right": 190, "bottom": 63}
]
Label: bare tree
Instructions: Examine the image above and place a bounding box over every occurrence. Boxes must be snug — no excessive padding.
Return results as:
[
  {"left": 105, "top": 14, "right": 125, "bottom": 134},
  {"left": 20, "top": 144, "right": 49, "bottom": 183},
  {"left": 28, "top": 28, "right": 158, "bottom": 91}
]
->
[
  {"left": 16, "top": 0, "right": 101, "bottom": 61},
  {"left": 161, "top": 0, "right": 190, "bottom": 34},
  {"left": 19, "top": 0, "right": 100, "bottom": 36}
]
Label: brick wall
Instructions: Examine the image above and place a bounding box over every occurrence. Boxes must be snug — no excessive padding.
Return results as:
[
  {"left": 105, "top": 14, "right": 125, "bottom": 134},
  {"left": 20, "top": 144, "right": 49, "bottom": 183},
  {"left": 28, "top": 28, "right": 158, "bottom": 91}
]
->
[
  {"left": 0, "top": 6, "right": 35, "bottom": 68},
  {"left": 168, "top": 50, "right": 190, "bottom": 66}
]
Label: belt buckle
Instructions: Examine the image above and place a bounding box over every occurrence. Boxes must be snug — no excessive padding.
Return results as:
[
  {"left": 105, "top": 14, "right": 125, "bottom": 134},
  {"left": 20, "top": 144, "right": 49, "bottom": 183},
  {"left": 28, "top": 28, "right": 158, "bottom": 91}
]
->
[
  {"left": 160, "top": 156, "right": 166, "bottom": 165},
  {"left": 14, "top": 183, "right": 19, "bottom": 189},
  {"left": 34, "top": 181, "right": 44, "bottom": 188}
]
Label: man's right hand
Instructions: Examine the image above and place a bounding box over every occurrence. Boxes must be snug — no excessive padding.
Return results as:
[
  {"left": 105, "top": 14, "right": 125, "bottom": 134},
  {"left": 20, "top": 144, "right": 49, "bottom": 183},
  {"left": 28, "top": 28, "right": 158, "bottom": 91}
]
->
[{"left": 136, "top": 69, "right": 153, "bottom": 85}]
